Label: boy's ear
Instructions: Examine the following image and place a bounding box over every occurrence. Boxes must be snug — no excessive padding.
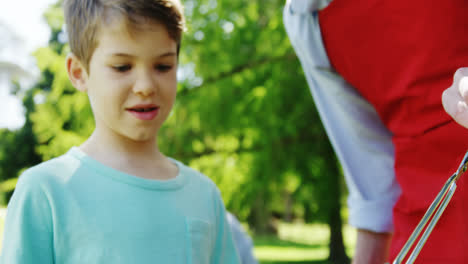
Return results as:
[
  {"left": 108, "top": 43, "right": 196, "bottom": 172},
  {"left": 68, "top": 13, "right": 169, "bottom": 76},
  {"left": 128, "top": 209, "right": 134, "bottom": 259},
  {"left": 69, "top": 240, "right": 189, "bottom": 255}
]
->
[{"left": 66, "top": 53, "right": 89, "bottom": 92}]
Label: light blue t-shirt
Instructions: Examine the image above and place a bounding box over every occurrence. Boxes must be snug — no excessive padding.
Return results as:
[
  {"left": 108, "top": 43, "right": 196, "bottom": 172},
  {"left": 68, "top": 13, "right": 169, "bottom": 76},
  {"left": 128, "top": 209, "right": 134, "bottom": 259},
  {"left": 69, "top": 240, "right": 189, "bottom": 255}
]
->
[{"left": 1, "top": 147, "right": 240, "bottom": 264}]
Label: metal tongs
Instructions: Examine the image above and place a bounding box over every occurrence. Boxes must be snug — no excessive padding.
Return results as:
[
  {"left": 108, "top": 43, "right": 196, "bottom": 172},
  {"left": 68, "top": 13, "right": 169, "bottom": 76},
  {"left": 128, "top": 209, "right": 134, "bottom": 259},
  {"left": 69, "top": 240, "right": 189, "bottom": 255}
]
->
[{"left": 391, "top": 150, "right": 468, "bottom": 264}]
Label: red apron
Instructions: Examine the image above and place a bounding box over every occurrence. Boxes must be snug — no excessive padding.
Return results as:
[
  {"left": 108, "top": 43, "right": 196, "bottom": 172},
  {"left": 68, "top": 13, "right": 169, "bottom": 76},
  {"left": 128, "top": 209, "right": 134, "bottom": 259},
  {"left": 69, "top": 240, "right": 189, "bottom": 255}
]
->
[{"left": 319, "top": 1, "right": 468, "bottom": 262}]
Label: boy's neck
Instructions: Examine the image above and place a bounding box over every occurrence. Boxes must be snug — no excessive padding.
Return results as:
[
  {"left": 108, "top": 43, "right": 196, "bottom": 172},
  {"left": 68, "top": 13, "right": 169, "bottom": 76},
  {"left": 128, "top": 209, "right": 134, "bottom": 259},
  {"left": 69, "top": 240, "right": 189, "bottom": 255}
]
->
[
  {"left": 79, "top": 130, "right": 178, "bottom": 180},
  {"left": 79, "top": 130, "right": 180, "bottom": 181},
  {"left": 82, "top": 129, "right": 161, "bottom": 159}
]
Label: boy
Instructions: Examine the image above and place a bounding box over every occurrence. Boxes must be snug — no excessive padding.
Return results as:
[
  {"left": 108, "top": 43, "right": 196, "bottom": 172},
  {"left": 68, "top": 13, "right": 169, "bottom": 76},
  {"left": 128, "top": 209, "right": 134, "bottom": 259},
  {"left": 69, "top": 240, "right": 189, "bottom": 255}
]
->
[{"left": 0, "top": 0, "right": 241, "bottom": 263}]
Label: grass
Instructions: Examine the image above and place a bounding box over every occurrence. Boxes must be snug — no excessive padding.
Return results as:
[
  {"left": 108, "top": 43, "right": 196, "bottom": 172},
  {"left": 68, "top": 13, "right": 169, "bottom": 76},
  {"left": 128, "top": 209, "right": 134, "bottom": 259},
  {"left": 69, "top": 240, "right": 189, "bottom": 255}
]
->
[
  {"left": 254, "top": 222, "right": 356, "bottom": 263},
  {"left": 0, "top": 209, "right": 356, "bottom": 263}
]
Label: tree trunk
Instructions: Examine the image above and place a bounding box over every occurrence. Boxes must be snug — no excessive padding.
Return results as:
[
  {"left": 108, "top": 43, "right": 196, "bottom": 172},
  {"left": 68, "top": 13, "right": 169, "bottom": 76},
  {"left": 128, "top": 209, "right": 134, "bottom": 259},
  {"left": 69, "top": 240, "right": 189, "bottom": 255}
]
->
[
  {"left": 328, "top": 198, "right": 350, "bottom": 264},
  {"left": 284, "top": 191, "right": 293, "bottom": 223},
  {"left": 325, "top": 145, "right": 350, "bottom": 264},
  {"left": 248, "top": 193, "right": 277, "bottom": 235}
]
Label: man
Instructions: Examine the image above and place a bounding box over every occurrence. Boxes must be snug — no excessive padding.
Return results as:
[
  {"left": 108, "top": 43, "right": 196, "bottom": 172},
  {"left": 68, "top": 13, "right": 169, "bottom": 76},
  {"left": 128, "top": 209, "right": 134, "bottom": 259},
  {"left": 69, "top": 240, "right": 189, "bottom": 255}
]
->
[{"left": 284, "top": 0, "right": 468, "bottom": 262}]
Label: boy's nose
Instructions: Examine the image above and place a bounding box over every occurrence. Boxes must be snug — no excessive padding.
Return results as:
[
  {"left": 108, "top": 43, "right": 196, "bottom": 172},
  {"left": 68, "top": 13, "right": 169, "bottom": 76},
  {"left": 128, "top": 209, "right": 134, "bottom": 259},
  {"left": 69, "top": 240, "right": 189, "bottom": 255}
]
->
[{"left": 133, "top": 70, "right": 157, "bottom": 96}]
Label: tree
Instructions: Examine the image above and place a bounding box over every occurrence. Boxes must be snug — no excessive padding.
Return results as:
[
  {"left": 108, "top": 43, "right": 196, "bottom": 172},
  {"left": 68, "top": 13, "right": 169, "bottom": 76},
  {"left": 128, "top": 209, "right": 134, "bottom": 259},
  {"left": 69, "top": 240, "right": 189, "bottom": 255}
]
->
[
  {"left": 4, "top": 0, "right": 351, "bottom": 261},
  {"left": 0, "top": 21, "right": 42, "bottom": 203},
  {"left": 164, "top": 0, "right": 350, "bottom": 260}
]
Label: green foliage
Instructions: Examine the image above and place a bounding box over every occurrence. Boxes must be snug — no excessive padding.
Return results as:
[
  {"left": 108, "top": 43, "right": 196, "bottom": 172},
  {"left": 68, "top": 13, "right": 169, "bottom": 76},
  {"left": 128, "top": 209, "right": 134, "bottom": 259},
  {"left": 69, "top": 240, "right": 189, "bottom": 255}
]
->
[
  {"left": 31, "top": 30, "right": 92, "bottom": 160},
  {"left": 1, "top": 0, "right": 348, "bottom": 247},
  {"left": 0, "top": 88, "right": 42, "bottom": 203},
  {"left": 160, "top": 0, "right": 344, "bottom": 233},
  {"left": 0, "top": 178, "right": 18, "bottom": 193},
  {"left": 0, "top": 0, "right": 352, "bottom": 260}
]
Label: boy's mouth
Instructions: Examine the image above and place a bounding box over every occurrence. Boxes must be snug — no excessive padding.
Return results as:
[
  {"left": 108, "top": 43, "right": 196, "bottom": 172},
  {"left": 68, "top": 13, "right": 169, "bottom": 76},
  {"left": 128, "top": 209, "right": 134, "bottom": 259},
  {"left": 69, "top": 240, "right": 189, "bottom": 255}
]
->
[
  {"left": 126, "top": 104, "right": 160, "bottom": 120},
  {"left": 126, "top": 104, "right": 159, "bottom": 112},
  {"left": 129, "top": 107, "right": 158, "bottom": 112}
]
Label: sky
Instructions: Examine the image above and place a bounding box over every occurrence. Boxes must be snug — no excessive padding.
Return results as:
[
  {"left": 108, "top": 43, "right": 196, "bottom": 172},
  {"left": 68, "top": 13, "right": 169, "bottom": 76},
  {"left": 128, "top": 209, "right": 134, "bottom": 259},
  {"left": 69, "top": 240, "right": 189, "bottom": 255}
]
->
[{"left": 0, "top": 0, "right": 56, "bottom": 130}]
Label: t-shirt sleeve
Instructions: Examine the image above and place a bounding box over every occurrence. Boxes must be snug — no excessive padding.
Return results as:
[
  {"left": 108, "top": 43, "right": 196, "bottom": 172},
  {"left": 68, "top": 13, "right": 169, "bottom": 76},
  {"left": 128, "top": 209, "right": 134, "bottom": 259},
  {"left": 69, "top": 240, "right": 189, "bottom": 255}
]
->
[
  {"left": 210, "top": 188, "right": 241, "bottom": 264},
  {"left": 0, "top": 170, "right": 54, "bottom": 264},
  {"left": 226, "top": 212, "right": 258, "bottom": 264}
]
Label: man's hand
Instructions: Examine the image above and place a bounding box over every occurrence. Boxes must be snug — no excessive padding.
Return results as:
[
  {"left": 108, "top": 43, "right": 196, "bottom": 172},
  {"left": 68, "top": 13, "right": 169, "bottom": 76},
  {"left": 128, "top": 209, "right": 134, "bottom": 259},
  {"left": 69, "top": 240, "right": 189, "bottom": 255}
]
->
[
  {"left": 442, "top": 67, "right": 468, "bottom": 128},
  {"left": 352, "top": 229, "right": 392, "bottom": 264}
]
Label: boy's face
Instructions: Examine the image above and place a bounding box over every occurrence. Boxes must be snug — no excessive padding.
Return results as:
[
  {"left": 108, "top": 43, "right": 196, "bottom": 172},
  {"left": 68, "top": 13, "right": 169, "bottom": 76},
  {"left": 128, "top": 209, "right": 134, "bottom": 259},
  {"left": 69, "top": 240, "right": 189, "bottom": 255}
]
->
[{"left": 67, "top": 20, "right": 178, "bottom": 142}]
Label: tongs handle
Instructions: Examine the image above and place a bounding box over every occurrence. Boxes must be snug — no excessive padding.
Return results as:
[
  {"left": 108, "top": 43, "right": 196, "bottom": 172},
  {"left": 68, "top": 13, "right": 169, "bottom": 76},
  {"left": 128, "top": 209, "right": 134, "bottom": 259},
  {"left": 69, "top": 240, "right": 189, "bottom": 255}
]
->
[{"left": 391, "top": 151, "right": 468, "bottom": 264}]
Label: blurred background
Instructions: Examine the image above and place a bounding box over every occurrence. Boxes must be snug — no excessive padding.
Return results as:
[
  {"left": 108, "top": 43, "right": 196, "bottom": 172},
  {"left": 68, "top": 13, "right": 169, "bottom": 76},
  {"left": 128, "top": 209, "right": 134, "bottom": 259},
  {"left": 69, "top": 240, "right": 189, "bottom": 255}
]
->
[{"left": 0, "top": 0, "right": 356, "bottom": 263}]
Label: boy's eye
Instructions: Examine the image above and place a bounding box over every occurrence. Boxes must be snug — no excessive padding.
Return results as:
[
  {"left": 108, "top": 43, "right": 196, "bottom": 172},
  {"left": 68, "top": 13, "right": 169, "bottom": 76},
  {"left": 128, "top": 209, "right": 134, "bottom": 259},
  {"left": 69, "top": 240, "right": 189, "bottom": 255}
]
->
[
  {"left": 155, "top": 64, "right": 173, "bottom": 72},
  {"left": 112, "top": 65, "right": 132, "bottom": 72}
]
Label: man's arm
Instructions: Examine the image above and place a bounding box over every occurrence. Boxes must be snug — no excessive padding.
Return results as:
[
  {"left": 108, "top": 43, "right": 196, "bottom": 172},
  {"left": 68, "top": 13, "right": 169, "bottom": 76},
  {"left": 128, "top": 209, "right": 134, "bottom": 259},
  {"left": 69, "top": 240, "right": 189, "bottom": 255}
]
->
[
  {"left": 283, "top": 1, "right": 399, "bottom": 262},
  {"left": 353, "top": 229, "right": 392, "bottom": 264}
]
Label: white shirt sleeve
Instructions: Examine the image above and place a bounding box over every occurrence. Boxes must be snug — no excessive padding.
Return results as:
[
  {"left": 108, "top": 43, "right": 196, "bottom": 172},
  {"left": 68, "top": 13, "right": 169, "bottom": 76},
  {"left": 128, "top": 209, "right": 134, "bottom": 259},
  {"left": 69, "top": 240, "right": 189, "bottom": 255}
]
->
[{"left": 283, "top": 0, "right": 401, "bottom": 233}]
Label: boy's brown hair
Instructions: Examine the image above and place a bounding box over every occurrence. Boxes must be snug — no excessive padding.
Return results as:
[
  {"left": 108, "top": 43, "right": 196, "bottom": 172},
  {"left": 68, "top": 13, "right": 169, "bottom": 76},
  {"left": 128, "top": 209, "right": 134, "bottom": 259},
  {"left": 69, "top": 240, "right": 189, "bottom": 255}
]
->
[{"left": 63, "top": 0, "right": 185, "bottom": 72}]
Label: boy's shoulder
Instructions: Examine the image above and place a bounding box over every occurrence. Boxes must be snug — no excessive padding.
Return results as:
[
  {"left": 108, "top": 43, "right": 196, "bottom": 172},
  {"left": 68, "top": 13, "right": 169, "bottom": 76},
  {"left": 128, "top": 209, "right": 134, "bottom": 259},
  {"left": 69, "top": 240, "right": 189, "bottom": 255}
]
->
[
  {"left": 17, "top": 149, "right": 80, "bottom": 189},
  {"left": 170, "top": 158, "right": 219, "bottom": 190}
]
